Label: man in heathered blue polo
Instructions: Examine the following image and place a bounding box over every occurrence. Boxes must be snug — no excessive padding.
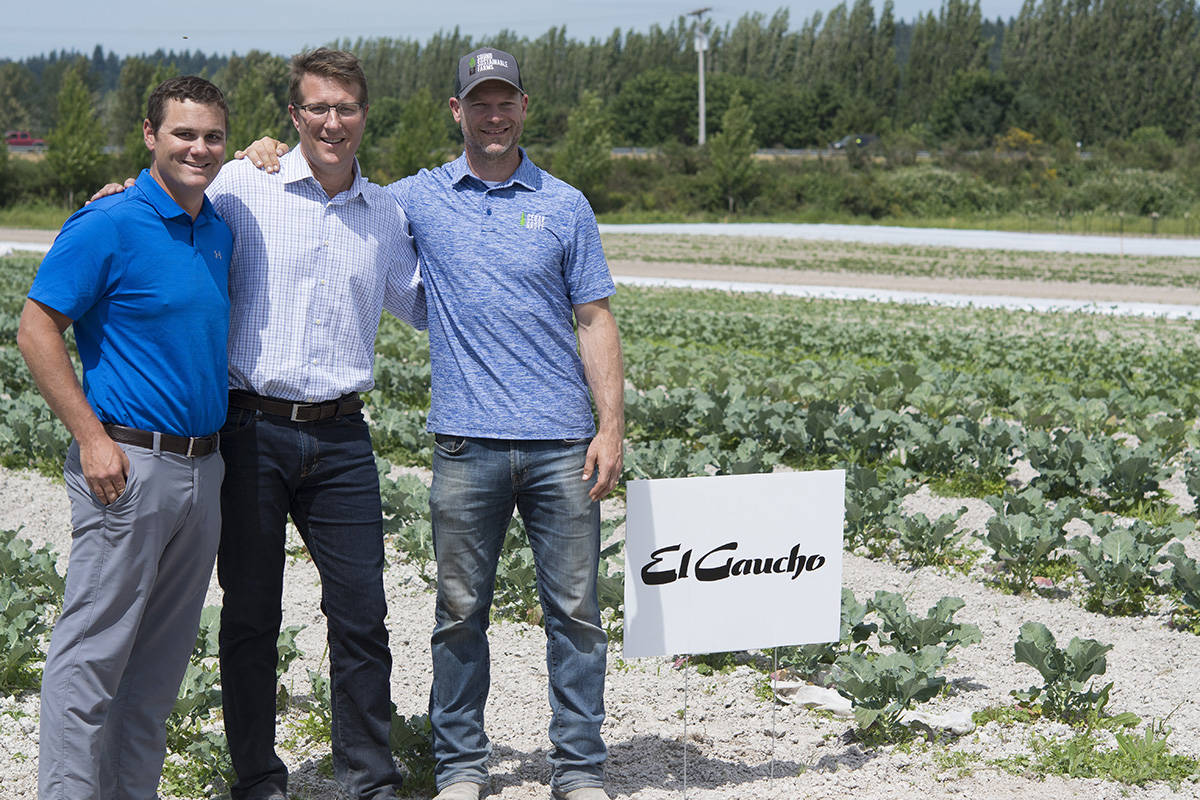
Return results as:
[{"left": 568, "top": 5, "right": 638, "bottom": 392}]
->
[
  {"left": 390, "top": 49, "right": 625, "bottom": 800},
  {"left": 18, "top": 76, "right": 232, "bottom": 800}
]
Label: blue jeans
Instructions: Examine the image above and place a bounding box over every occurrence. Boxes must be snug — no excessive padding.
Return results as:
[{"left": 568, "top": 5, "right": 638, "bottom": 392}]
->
[
  {"left": 217, "top": 407, "right": 401, "bottom": 800},
  {"left": 429, "top": 436, "right": 607, "bottom": 793}
]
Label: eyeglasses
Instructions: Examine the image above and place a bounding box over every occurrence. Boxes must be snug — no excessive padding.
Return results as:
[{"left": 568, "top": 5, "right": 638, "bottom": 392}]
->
[{"left": 294, "top": 102, "right": 366, "bottom": 119}]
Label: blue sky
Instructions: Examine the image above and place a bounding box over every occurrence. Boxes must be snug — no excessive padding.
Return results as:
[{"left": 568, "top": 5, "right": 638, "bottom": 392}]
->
[{"left": 2, "top": 1, "right": 1026, "bottom": 61}]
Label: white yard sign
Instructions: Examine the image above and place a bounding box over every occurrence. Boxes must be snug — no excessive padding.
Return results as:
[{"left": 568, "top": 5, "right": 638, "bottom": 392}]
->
[{"left": 623, "top": 470, "right": 845, "bottom": 658}]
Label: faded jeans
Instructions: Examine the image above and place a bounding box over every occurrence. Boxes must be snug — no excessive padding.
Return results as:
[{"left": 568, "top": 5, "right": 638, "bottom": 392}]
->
[{"left": 429, "top": 435, "right": 607, "bottom": 793}]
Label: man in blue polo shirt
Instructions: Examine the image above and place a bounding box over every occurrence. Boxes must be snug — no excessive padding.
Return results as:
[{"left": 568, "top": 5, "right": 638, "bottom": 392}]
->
[
  {"left": 239, "top": 46, "right": 624, "bottom": 800},
  {"left": 17, "top": 76, "right": 232, "bottom": 800}
]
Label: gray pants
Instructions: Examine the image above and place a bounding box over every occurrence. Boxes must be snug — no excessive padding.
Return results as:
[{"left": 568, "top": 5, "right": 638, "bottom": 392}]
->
[{"left": 39, "top": 440, "right": 223, "bottom": 800}]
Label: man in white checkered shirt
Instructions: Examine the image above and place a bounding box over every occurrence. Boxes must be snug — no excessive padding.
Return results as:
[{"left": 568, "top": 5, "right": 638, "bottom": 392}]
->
[
  {"left": 96, "top": 48, "right": 425, "bottom": 800},
  {"left": 211, "top": 49, "right": 423, "bottom": 800}
]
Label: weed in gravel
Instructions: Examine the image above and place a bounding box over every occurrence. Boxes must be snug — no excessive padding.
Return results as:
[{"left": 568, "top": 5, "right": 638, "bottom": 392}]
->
[
  {"left": 931, "top": 748, "right": 980, "bottom": 778},
  {"left": 972, "top": 704, "right": 1042, "bottom": 726},
  {"left": 930, "top": 471, "right": 1008, "bottom": 499},
  {"left": 994, "top": 719, "right": 1200, "bottom": 788}
]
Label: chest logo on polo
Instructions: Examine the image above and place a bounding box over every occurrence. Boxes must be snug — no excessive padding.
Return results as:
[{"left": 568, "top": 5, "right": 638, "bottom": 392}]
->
[
  {"left": 214, "top": 250, "right": 223, "bottom": 260},
  {"left": 519, "top": 211, "right": 546, "bottom": 231}
]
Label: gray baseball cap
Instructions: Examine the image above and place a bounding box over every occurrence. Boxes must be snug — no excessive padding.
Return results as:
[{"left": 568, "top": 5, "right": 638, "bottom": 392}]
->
[{"left": 455, "top": 47, "right": 524, "bottom": 98}]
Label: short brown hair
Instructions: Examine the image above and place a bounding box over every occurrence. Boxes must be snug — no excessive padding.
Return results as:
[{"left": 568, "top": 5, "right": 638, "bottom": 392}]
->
[
  {"left": 147, "top": 76, "right": 228, "bottom": 133},
  {"left": 288, "top": 48, "right": 368, "bottom": 106}
]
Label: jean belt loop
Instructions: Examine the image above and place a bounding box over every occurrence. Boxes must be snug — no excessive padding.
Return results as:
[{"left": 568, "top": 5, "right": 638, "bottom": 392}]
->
[{"left": 151, "top": 430, "right": 162, "bottom": 456}]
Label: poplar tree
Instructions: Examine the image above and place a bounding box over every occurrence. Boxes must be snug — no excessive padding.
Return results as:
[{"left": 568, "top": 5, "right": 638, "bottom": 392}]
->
[
  {"left": 46, "top": 61, "right": 106, "bottom": 207},
  {"left": 558, "top": 90, "right": 612, "bottom": 207},
  {"left": 704, "top": 92, "right": 758, "bottom": 213}
]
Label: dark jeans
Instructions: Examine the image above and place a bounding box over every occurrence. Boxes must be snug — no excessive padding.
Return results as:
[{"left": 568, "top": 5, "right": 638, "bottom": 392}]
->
[{"left": 218, "top": 407, "right": 400, "bottom": 800}]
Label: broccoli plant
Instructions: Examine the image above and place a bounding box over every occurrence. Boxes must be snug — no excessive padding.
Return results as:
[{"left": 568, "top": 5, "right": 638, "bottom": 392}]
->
[
  {"left": 833, "top": 646, "right": 948, "bottom": 743},
  {"left": 981, "top": 489, "right": 1079, "bottom": 593},
  {"left": 869, "top": 591, "right": 981, "bottom": 654},
  {"left": 1159, "top": 541, "right": 1200, "bottom": 631},
  {"left": 0, "top": 528, "right": 64, "bottom": 692},
  {"left": 1012, "top": 622, "right": 1129, "bottom": 724},
  {"left": 1098, "top": 442, "right": 1169, "bottom": 510},
  {"left": 843, "top": 464, "right": 913, "bottom": 556},
  {"left": 1184, "top": 451, "right": 1200, "bottom": 509},
  {"left": 890, "top": 507, "right": 968, "bottom": 568},
  {"left": 1068, "top": 519, "right": 1183, "bottom": 615},
  {"left": 778, "top": 588, "right": 877, "bottom": 681},
  {"left": 1024, "top": 430, "right": 1106, "bottom": 499}
]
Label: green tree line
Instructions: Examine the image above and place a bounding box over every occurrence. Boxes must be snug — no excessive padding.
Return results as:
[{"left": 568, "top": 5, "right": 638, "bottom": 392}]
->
[{"left": 4, "top": 0, "right": 1200, "bottom": 217}]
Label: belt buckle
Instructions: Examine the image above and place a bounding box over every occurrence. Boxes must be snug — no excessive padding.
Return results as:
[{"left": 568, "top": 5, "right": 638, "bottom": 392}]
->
[
  {"left": 186, "top": 437, "right": 196, "bottom": 457},
  {"left": 290, "top": 403, "right": 304, "bottom": 422}
]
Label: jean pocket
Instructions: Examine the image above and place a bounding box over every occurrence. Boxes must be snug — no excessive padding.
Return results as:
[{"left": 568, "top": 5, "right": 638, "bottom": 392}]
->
[
  {"left": 220, "top": 406, "right": 257, "bottom": 436},
  {"left": 334, "top": 410, "right": 368, "bottom": 428},
  {"left": 433, "top": 434, "right": 468, "bottom": 455}
]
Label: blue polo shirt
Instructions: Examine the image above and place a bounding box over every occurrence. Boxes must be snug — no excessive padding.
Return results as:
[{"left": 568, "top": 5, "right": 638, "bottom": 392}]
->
[
  {"left": 29, "top": 169, "right": 232, "bottom": 437},
  {"left": 389, "top": 150, "right": 615, "bottom": 439}
]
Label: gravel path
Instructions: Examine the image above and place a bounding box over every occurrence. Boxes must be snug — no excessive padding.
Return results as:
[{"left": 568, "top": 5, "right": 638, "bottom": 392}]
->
[{"left": 3, "top": 465, "right": 1199, "bottom": 800}]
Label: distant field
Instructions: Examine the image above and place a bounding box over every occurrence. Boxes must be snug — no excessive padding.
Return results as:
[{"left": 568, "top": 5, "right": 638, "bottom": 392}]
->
[{"left": 601, "top": 233, "right": 1200, "bottom": 288}]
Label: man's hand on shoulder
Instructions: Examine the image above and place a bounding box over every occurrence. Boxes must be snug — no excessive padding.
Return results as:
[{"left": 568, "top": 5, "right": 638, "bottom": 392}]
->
[
  {"left": 234, "top": 138, "right": 290, "bottom": 172},
  {"left": 87, "top": 177, "right": 136, "bottom": 204},
  {"left": 583, "top": 428, "right": 623, "bottom": 501}
]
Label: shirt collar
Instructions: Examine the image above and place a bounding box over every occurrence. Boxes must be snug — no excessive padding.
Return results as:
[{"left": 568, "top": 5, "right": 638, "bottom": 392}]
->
[
  {"left": 450, "top": 147, "right": 541, "bottom": 191},
  {"left": 280, "top": 147, "right": 375, "bottom": 206},
  {"left": 135, "top": 169, "right": 218, "bottom": 224}
]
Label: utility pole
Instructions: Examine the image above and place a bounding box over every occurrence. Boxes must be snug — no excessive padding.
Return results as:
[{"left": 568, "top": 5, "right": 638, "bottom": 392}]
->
[{"left": 689, "top": 7, "right": 711, "bottom": 145}]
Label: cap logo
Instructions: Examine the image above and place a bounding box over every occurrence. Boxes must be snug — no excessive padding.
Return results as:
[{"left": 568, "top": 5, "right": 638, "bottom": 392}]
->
[{"left": 470, "top": 51, "right": 509, "bottom": 76}]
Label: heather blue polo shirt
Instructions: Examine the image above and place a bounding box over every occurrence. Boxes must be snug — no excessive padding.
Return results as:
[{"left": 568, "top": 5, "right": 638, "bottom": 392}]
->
[
  {"left": 29, "top": 169, "right": 232, "bottom": 437},
  {"left": 389, "top": 150, "right": 615, "bottom": 439}
]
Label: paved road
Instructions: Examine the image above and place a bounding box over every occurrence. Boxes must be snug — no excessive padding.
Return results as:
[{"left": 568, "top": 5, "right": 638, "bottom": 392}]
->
[
  {"left": 600, "top": 222, "right": 1200, "bottom": 257},
  {"left": 613, "top": 275, "right": 1200, "bottom": 320}
]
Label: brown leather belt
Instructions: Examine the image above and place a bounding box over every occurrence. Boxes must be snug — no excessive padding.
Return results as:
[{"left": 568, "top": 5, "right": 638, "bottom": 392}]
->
[
  {"left": 228, "top": 390, "right": 363, "bottom": 422},
  {"left": 103, "top": 423, "right": 219, "bottom": 457}
]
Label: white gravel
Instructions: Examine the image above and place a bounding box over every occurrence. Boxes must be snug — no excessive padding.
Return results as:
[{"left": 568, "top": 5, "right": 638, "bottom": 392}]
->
[{"left": 2, "top": 464, "right": 1198, "bottom": 799}]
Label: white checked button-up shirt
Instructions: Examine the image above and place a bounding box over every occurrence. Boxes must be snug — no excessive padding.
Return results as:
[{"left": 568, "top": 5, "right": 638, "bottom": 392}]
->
[{"left": 208, "top": 149, "right": 425, "bottom": 402}]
